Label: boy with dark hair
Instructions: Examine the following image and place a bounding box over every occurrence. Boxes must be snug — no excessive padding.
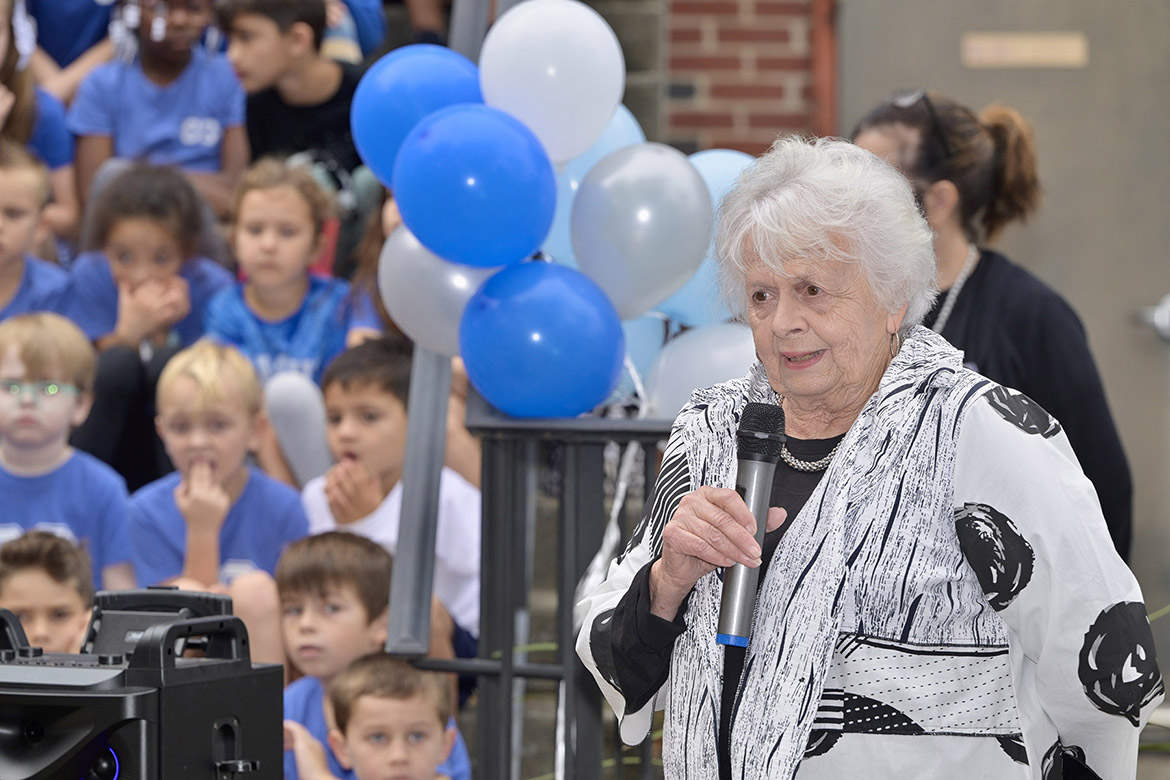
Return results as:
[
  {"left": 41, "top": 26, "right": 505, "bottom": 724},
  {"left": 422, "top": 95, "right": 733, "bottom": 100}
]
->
[
  {"left": 277, "top": 532, "right": 471, "bottom": 780},
  {"left": 219, "top": 0, "right": 380, "bottom": 275},
  {"left": 302, "top": 338, "right": 481, "bottom": 647},
  {"left": 0, "top": 530, "right": 94, "bottom": 653},
  {"left": 327, "top": 653, "right": 456, "bottom": 780}
]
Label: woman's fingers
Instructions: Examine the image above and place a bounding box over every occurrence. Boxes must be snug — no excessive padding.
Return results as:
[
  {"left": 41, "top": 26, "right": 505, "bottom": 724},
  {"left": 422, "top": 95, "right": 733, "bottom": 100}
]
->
[
  {"left": 688, "top": 487, "right": 763, "bottom": 558},
  {"left": 667, "top": 489, "right": 763, "bottom": 567}
]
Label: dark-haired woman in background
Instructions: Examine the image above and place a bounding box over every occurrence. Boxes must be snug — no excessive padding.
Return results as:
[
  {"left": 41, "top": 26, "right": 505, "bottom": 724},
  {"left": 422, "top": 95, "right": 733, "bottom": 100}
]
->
[{"left": 853, "top": 91, "right": 1132, "bottom": 560}]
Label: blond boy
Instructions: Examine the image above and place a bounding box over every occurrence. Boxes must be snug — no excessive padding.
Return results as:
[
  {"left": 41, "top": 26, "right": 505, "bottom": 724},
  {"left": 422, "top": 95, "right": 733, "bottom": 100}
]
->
[
  {"left": 126, "top": 341, "right": 307, "bottom": 664},
  {"left": 0, "top": 313, "right": 133, "bottom": 589}
]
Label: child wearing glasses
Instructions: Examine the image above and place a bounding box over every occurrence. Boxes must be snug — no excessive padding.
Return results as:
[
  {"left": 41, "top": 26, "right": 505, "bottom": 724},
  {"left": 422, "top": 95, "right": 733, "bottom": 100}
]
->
[{"left": 0, "top": 313, "right": 135, "bottom": 590}]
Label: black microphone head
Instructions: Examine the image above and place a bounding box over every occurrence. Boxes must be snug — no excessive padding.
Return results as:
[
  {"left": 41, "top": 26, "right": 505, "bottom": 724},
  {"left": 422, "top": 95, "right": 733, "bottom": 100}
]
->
[{"left": 737, "top": 402, "right": 785, "bottom": 459}]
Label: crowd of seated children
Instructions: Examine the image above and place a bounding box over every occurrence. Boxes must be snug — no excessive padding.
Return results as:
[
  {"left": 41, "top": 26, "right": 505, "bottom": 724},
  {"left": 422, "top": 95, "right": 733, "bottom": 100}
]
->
[
  {"left": 0, "top": 530, "right": 94, "bottom": 653},
  {"left": 277, "top": 532, "right": 472, "bottom": 780},
  {"left": 0, "top": 313, "right": 134, "bottom": 589},
  {"left": 0, "top": 1, "right": 481, "bottom": 773}
]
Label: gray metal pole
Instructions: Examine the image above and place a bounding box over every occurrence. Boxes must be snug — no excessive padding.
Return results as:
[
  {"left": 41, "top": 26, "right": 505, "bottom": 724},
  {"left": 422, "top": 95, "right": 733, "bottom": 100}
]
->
[
  {"left": 385, "top": 350, "right": 451, "bottom": 655},
  {"left": 384, "top": 0, "right": 492, "bottom": 659}
]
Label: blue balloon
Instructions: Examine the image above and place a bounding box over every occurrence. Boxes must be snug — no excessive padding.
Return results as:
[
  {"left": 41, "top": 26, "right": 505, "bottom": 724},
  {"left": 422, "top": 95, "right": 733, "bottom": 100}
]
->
[
  {"left": 655, "top": 149, "right": 755, "bottom": 327},
  {"left": 460, "top": 262, "right": 625, "bottom": 418},
  {"left": 543, "top": 105, "right": 645, "bottom": 268},
  {"left": 394, "top": 105, "right": 557, "bottom": 268},
  {"left": 351, "top": 44, "right": 483, "bottom": 189}
]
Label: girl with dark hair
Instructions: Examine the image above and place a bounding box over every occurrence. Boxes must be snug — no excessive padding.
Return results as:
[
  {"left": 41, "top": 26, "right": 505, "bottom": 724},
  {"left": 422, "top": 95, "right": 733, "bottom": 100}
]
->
[
  {"left": 66, "top": 162, "right": 235, "bottom": 490},
  {"left": 853, "top": 90, "right": 1132, "bottom": 561}
]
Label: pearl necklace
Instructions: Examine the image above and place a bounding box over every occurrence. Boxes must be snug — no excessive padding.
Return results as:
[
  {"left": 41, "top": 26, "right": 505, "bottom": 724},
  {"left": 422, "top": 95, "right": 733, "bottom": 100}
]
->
[
  {"left": 931, "top": 243, "right": 979, "bottom": 335},
  {"left": 780, "top": 439, "right": 841, "bottom": 472}
]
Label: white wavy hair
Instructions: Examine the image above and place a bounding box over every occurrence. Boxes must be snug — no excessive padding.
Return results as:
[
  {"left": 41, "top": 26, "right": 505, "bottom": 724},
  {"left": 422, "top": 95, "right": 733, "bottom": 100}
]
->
[{"left": 716, "top": 135, "right": 937, "bottom": 333}]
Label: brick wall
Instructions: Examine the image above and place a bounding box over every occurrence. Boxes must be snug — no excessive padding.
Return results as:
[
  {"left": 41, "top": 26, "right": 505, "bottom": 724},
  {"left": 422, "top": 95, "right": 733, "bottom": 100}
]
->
[{"left": 666, "top": 0, "right": 813, "bottom": 155}]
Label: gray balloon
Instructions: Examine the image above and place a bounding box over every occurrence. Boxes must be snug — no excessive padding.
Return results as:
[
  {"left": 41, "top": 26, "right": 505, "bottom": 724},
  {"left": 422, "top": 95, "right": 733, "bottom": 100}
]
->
[
  {"left": 570, "top": 142, "right": 713, "bottom": 320},
  {"left": 378, "top": 226, "right": 502, "bottom": 356}
]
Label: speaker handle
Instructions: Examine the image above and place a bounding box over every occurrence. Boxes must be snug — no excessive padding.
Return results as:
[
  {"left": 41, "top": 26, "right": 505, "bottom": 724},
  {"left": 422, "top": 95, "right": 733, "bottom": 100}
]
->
[
  {"left": 128, "top": 616, "right": 252, "bottom": 672},
  {"left": 0, "top": 608, "right": 28, "bottom": 652}
]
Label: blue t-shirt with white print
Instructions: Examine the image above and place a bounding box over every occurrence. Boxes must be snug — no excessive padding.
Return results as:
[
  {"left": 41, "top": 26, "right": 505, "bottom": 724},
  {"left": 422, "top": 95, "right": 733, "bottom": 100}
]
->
[
  {"left": 204, "top": 276, "right": 381, "bottom": 385},
  {"left": 0, "top": 256, "right": 72, "bottom": 320},
  {"left": 67, "top": 47, "right": 244, "bottom": 172},
  {"left": 0, "top": 451, "right": 132, "bottom": 588},
  {"left": 127, "top": 466, "right": 308, "bottom": 586}
]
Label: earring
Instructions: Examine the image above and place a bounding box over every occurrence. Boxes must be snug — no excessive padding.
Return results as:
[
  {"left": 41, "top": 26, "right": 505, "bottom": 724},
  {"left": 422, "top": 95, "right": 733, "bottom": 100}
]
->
[{"left": 889, "top": 331, "right": 903, "bottom": 358}]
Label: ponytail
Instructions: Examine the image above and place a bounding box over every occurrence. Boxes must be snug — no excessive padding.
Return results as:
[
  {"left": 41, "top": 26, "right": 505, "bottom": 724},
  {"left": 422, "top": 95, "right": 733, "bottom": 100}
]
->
[{"left": 979, "top": 103, "right": 1041, "bottom": 242}]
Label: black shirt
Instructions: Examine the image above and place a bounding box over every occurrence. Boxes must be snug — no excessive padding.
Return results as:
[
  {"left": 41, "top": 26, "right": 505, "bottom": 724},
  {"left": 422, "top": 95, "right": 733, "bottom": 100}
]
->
[
  {"left": 924, "top": 249, "right": 1132, "bottom": 559},
  {"left": 245, "top": 62, "right": 364, "bottom": 175},
  {"left": 609, "top": 433, "right": 844, "bottom": 780}
]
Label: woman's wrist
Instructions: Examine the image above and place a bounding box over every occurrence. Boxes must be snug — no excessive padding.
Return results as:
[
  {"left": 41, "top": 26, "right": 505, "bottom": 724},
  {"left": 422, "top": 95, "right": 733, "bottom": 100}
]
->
[{"left": 648, "top": 560, "right": 688, "bottom": 622}]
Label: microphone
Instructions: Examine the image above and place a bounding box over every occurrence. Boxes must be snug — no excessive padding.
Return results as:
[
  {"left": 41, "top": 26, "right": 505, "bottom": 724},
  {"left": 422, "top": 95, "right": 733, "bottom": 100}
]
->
[{"left": 716, "top": 402, "right": 785, "bottom": 647}]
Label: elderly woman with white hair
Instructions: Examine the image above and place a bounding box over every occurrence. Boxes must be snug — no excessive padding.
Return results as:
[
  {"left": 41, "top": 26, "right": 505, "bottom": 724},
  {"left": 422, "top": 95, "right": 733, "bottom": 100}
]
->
[{"left": 576, "top": 136, "right": 1161, "bottom": 779}]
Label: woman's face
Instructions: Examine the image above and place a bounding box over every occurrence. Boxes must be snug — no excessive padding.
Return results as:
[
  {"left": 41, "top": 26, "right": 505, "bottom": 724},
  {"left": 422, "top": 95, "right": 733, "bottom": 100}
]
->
[{"left": 744, "top": 252, "right": 904, "bottom": 427}]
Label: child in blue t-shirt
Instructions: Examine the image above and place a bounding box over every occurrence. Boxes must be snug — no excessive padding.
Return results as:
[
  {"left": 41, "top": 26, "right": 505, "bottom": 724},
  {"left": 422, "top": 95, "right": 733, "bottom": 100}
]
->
[
  {"left": 0, "top": 141, "right": 71, "bottom": 320},
  {"left": 205, "top": 158, "right": 380, "bottom": 485},
  {"left": 128, "top": 341, "right": 307, "bottom": 664},
  {"left": 0, "top": 313, "right": 135, "bottom": 590},
  {"left": 66, "top": 0, "right": 247, "bottom": 220},
  {"left": 207, "top": 158, "right": 381, "bottom": 384},
  {"left": 67, "top": 162, "right": 234, "bottom": 490}
]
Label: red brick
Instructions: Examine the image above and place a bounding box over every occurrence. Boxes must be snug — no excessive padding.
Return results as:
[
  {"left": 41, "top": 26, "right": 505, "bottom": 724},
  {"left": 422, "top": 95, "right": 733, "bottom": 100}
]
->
[
  {"left": 711, "top": 84, "right": 788, "bottom": 99},
  {"left": 670, "top": 111, "right": 736, "bottom": 129},
  {"left": 755, "top": 1, "right": 808, "bottom": 14},
  {"left": 748, "top": 112, "right": 807, "bottom": 128},
  {"left": 669, "top": 55, "right": 743, "bottom": 71},
  {"left": 757, "top": 56, "right": 811, "bottom": 70},
  {"left": 717, "top": 27, "right": 792, "bottom": 43},
  {"left": 670, "top": 27, "right": 703, "bottom": 43},
  {"left": 707, "top": 138, "right": 775, "bottom": 155},
  {"left": 670, "top": 0, "right": 739, "bottom": 15}
]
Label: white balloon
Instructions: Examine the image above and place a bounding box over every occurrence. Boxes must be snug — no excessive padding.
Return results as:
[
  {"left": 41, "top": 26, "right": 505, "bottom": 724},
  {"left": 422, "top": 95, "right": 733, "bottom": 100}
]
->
[
  {"left": 479, "top": 0, "right": 625, "bottom": 163},
  {"left": 645, "top": 323, "right": 758, "bottom": 419},
  {"left": 378, "top": 226, "right": 502, "bottom": 356}
]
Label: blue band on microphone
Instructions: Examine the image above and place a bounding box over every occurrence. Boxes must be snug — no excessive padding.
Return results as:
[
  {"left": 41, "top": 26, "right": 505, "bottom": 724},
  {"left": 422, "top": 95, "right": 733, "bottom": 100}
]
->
[{"left": 716, "top": 633, "right": 750, "bottom": 647}]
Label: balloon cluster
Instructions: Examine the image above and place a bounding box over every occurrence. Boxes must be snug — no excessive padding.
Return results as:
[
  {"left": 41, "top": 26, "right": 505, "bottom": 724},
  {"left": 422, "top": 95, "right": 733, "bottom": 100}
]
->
[{"left": 352, "top": 0, "right": 760, "bottom": 418}]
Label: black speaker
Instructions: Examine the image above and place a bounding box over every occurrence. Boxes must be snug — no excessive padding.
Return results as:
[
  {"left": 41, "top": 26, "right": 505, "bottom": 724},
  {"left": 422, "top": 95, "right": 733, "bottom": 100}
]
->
[{"left": 0, "top": 589, "right": 281, "bottom": 779}]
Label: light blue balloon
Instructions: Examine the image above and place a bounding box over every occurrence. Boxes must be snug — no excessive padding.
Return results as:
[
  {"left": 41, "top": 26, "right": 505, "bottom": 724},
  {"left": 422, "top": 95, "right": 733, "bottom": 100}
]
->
[
  {"left": 654, "top": 149, "right": 755, "bottom": 327},
  {"left": 542, "top": 105, "right": 645, "bottom": 268},
  {"left": 611, "top": 314, "right": 668, "bottom": 400}
]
